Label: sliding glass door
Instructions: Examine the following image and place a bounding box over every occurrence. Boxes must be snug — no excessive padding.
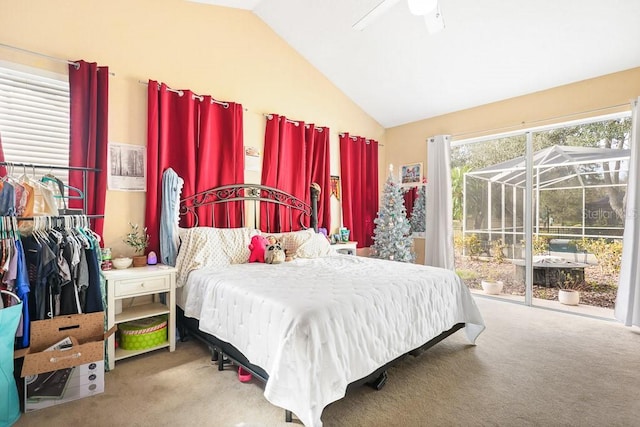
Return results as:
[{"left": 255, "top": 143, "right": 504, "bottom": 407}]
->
[
  {"left": 451, "top": 134, "right": 526, "bottom": 304},
  {"left": 452, "top": 113, "right": 631, "bottom": 317}
]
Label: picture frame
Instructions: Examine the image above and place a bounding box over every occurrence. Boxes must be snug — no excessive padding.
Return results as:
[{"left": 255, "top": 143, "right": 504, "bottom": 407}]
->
[{"left": 400, "top": 162, "right": 422, "bottom": 186}]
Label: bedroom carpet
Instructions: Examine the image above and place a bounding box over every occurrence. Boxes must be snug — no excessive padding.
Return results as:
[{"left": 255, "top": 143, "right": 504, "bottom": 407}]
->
[{"left": 13, "top": 296, "right": 640, "bottom": 427}]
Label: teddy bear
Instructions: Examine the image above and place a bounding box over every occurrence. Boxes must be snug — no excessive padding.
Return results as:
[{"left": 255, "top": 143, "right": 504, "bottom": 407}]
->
[
  {"left": 265, "top": 241, "right": 286, "bottom": 264},
  {"left": 248, "top": 235, "right": 269, "bottom": 263}
]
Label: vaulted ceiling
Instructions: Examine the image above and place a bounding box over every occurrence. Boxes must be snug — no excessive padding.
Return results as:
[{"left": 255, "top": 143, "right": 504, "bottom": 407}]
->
[{"left": 190, "top": 0, "right": 640, "bottom": 128}]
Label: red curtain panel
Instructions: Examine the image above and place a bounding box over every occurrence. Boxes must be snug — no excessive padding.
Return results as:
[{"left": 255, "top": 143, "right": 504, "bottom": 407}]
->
[
  {"left": 196, "top": 98, "right": 244, "bottom": 227},
  {"left": 0, "top": 132, "right": 6, "bottom": 176},
  {"left": 146, "top": 81, "right": 244, "bottom": 254},
  {"left": 404, "top": 186, "right": 418, "bottom": 219},
  {"left": 305, "top": 125, "right": 331, "bottom": 231},
  {"left": 146, "top": 81, "right": 198, "bottom": 254},
  {"left": 68, "top": 60, "right": 109, "bottom": 239},
  {"left": 261, "top": 115, "right": 307, "bottom": 232},
  {"left": 339, "top": 134, "right": 379, "bottom": 248}
]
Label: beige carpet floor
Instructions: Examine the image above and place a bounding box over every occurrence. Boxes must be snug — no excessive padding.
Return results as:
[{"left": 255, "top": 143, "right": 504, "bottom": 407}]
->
[{"left": 13, "top": 297, "right": 640, "bottom": 426}]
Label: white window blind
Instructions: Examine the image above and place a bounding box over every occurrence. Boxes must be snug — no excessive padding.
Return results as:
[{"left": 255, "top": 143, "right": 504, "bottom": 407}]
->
[{"left": 0, "top": 63, "right": 70, "bottom": 183}]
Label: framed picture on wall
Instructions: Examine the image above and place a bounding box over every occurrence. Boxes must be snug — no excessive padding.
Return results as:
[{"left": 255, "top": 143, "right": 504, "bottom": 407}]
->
[{"left": 400, "top": 162, "right": 422, "bottom": 186}]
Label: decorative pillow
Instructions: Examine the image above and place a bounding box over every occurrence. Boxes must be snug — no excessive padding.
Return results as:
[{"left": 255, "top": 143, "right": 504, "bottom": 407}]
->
[
  {"left": 175, "top": 227, "right": 259, "bottom": 287},
  {"left": 296, "top": 232, "right": 333, "bottom": 258}
]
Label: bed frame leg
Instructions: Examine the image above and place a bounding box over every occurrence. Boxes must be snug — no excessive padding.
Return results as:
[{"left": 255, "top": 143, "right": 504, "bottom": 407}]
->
[
  {"left": 368, "top": 371, "right": 388, "bottom": 391},
  {"left": 218, "top": 352, "right": 225, "bottom": 371},
  {"left": 212, "top": 349, "right": 219, "bottom": 362},
  {"left": 285, "top": 410, "right": 292, "bottom": 423}
]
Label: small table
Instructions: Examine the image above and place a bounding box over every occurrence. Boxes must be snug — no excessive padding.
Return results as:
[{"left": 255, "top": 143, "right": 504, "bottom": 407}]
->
[
  {"left": 513, "top": 257, "right": 588, "bottom": 287},
  {"left": 103, "top": 264, "right": 176, "bottom": 370}
]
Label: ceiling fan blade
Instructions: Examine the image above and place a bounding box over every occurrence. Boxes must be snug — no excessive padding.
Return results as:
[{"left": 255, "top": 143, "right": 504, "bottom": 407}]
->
[
  {"left": 352, "top": 0, "right": 402, "bottom": 31},
  {"left": 408, "top": 0, "right": 438, "bottom": 16}
]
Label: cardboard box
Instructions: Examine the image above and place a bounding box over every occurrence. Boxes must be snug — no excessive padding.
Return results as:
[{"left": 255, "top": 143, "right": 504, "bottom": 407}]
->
[
  {"left": 20, "top": 312, "right": 113, "bottom": 412},
  {"left": 24, "top": 361, "right": 105, "bottom": 411}
]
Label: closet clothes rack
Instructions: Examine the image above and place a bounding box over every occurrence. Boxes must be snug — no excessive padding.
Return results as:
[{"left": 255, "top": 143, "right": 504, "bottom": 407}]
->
[
  {"left": 0, "top": 161, "right": 101, "bottom": 216},
  {"left": 1, "top": 213, "right": 105, "bottom": 351},
  {"left": 0, "top": 161, "right": 105, "bottom": 352}
]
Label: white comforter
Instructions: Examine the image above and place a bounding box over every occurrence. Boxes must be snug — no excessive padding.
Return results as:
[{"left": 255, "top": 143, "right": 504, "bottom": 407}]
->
[{"left": 182, "top": 255, "right": 485, "bottom": 427}]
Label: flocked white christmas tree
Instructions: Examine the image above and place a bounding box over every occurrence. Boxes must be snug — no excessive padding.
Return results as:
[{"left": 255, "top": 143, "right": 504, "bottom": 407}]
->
[
  {"left": 409, "top": 184, "right": 426, "bottom": 234},
  {"left": 371, "top": 166, "right": 415, "bottom": 263}
]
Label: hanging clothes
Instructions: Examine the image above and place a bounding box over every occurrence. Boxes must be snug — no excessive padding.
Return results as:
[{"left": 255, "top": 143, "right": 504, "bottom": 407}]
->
[
  {"left": 20, "top": 216, "right": 103, "bottom": 321},
  {"left": 0, "top": 217, "right": 31, "bottom": 349}
]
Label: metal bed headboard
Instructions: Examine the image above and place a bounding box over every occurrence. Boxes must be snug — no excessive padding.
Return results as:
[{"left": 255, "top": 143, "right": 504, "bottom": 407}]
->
[{"left": 179, "top": 183, "right": 320, "bottom": 232}]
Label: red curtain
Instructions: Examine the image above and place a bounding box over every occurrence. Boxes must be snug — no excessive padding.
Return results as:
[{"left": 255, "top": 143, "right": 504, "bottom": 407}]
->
[
  {"left": 68, "top": 60, "right": 109, "bottom": 239},
  {"left": 0, "top": 132, "right": 6, "bottom": 176},
  {"left": 261, "top": 115, "right": 307, "bottom": 232},
  {"left": 404, "top": 187, "right": 418, "bottom": 219},
  {"left": 146, "top": 81, "right": 244, "bottom": 254},
  {"left": 339, "top": 134, "right": 379, "bottom": 248},
  {"left": 305, "top": 125, "right": 331, "bottom": 231},
  {"left": 196, "top": 98, "right": 244, "bottom": 227}
]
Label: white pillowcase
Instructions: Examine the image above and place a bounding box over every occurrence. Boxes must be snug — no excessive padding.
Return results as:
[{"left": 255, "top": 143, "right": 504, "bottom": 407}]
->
[
  {"left": 175, "top": 227, "right": 259, "bottom": 287},
  {"left": 296, "top": 232, "right": 333, "bottom": 258}
]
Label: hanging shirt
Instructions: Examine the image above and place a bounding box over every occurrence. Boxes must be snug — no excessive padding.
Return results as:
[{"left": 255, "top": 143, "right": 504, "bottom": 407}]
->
[
  {"left": 0, "top": 181, "right": 15, "bottom": 216},
  {"left": 160, "top": 167, "right": 184, "bottom": 266},
  {"left": 14, "top": 239, "right": 30, "bottom": 348}
]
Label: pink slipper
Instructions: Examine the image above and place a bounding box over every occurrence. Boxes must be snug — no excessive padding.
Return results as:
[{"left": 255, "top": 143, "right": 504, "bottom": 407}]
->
[{"left": 238, "top": 366, "right": 252, "bottom": 382}]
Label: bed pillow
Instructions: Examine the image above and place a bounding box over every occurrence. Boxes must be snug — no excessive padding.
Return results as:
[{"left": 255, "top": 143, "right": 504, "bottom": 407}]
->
[
  {"left": 175, "top": 227, "right": 259, "bottom": 287},
  {"left": 296, "top": 231, "right": 333, "bottom": 258}
]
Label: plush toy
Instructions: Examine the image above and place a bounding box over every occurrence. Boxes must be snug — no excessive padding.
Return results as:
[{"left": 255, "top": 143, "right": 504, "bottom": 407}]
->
[
  {"left": 248, "top": 235, "right": 269, "bottom": 263},
  {"left": 284, "top": 249, "right": 295, "bottom": 262},
  {"left": 265, "top": 241, "right": 286, "bottom": 264},
  {"left": 265, "top": 235, "right": 278, "bottom": 245}
]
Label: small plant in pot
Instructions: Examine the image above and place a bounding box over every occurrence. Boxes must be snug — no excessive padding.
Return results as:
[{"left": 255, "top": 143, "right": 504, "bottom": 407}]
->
[
  {"left": 481, "top": 275, "right": 503, "bottom": 295},
  {"left": 124, "top": 222, "right": 150, "bottom": 267},
  {"left": 557, "top": 272, "right": 584, "bottom": 306}
]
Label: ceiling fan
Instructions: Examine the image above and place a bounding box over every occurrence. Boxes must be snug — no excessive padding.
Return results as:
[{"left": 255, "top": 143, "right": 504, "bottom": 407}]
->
[{"left": 352, "top": 0, "right": 445, "bottom": 33}]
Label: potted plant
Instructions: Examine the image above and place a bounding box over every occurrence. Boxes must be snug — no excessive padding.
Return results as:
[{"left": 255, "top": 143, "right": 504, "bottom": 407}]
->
[
  {"left": 557, "top": 272, "right": 583, "bottom": 306},
  {"left": 481, "top": 275, "right": 503, "bottom": 295},
  {"left": 124, "top": 222, "right": 150, "bottom": 267}
]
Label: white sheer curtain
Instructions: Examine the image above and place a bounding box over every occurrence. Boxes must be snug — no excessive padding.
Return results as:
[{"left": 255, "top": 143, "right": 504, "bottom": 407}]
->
[
  {"left": 615, "top": 96, "right": 640, "bottom": 327},
  {"left": 425, "top": 135, "right": 454, "bottom": 270}
]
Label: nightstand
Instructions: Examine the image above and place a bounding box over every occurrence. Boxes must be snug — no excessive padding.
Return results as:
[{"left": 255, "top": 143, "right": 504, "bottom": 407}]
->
[
  {"left": 333, "top": 241, "right": 358, "bottom": 255},
  {"left": 103, "top": 265, "right": 176, "bottom": 370}
]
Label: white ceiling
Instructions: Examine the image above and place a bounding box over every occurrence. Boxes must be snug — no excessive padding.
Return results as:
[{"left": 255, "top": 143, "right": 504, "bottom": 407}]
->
[{"left": 191, "top": 0, "right": 640, "bottom": 128}]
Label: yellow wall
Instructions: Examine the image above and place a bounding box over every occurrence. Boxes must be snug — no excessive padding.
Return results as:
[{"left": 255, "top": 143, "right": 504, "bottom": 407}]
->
[
  {"left": 386, "top": 67, "right": 640, "bottom": 171},
  {"left": 0, "top": 0, "right": 385, "bottom": 255}
]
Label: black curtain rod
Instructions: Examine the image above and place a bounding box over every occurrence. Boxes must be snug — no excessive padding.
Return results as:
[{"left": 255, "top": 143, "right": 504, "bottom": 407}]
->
[{"left": 0, "top": 161, "right": 100, "bottom": 173}]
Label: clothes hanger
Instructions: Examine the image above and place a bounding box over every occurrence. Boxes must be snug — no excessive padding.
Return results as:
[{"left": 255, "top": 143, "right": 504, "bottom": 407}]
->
[{"left": 41, "top": 174, "right": 85, "bottom": 200}]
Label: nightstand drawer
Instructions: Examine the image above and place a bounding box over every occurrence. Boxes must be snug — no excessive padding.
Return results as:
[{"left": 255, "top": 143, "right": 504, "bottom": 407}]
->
[{"left": 114, "top": 276, "right": 170, "bottom": 297}]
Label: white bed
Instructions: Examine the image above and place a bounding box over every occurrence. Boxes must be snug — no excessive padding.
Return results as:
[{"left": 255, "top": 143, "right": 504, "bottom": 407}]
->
[
  {"left": 166, "top": 183, "right": 485, "bottom": 426},
  {"left": 178, "top": 253, "right": 484, "bottom": 427}
]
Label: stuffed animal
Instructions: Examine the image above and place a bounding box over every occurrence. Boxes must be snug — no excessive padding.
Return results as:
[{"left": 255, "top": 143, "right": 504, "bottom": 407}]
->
[
  {"left": 248, "top": 235, "right": 269, "bottom": 263},
  {"left": 284, "top": 249, "right": 295, "bottom": 262},
  {"left": 265, "top": 241, "right": 286, "bottom": 264}
]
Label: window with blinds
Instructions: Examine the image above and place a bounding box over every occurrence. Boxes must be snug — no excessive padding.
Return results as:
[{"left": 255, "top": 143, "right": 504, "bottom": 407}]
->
[{"left": 0, "top": 63, "right": 70, "bottom": 183}]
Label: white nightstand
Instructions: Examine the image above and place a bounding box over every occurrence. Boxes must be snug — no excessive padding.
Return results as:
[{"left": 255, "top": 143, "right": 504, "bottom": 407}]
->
[
  {"left": 333, "top": 241, "right": 358, "bottom": 255},
  {"left": 103, "top": 264, "right": 176, "bottom": 370}
]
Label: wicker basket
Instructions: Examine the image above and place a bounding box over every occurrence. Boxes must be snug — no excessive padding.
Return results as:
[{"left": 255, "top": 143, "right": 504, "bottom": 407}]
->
[{"left": 118, "top": 315, "right": 168, "bottom": 350}]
